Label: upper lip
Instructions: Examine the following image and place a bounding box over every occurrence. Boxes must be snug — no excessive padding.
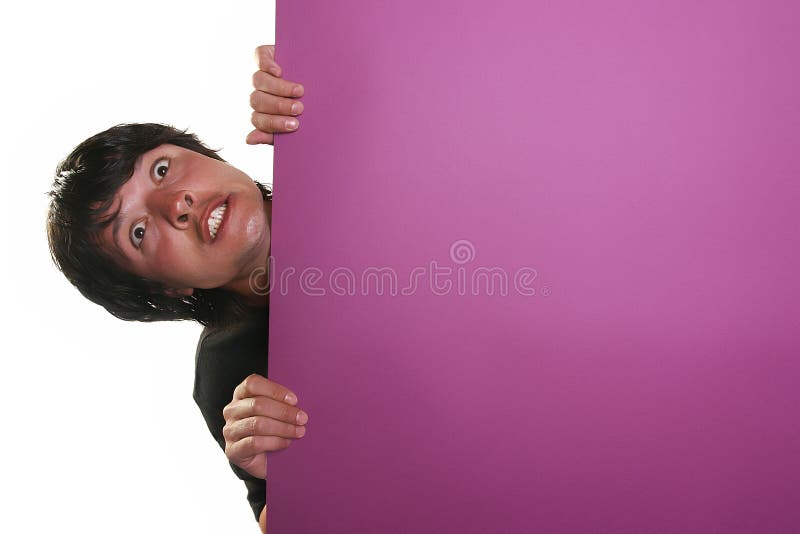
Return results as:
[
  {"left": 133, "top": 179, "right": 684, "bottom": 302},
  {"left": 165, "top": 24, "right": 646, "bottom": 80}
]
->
[{"left": 201, "top": 196, "right": 229, "bottom": 243}]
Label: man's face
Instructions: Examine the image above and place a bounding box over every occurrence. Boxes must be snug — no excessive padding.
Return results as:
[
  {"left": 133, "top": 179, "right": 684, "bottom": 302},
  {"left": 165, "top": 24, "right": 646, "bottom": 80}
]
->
[{"left": 96, "top": 144, "right": 269, "bottom": 293}]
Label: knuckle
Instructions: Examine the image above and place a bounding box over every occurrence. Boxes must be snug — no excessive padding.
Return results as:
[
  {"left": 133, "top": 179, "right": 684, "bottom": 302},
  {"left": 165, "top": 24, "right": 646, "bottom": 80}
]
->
[
  {"left": 245, "top": 372, "right": 260, "bottom": 383},
  {"left": 257, "top": 93, "right": 271, "bottom": 113},
  {"left": 274, "top": 383, "right": 288, "bottom": 400},
  {"left": 257, "top": 47, "right": 271, "bottom": 67},
  {"left": 248, "top": 417, "right": 260, "bottom": 434},
  {"left": 242, "top": 373, "right": 260, "bottom": 394},
  {"left": 253, "top": 396, "right": 273, "bottom": 415},
  {"left": 252, "top": 70, "right": 267, "bottom": 90},
  {"left": 282, "top": 79, "right": 296, "bottom": 96},
  {"left": 263, "top": 116, "right": 275, "bottom": 131}
]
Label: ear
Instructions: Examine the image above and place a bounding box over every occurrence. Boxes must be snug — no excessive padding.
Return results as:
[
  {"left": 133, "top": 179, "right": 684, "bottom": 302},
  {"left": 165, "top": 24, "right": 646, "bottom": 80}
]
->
[{"left": 163, "top": 287, "right": 194, "bottom": 298}]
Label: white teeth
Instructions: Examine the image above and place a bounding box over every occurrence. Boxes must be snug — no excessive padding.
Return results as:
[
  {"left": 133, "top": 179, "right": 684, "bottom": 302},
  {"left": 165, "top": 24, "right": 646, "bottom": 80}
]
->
[{"left": 208, "top": 202, "right": 227, "bottom": 239}]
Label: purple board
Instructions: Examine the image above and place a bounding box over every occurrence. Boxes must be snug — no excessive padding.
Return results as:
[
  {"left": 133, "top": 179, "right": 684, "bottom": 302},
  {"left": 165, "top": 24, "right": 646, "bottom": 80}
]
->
[{"left": 267, "top": 1, "right": 800, "bottom": 532}]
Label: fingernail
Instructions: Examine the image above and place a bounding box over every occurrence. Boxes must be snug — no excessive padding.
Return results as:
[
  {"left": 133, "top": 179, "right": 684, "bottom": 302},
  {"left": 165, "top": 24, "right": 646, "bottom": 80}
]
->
[
  {"left": 296, "top": 426, "right": 306, "bottom": 437},
  {"left": 292, "top": 85, "right": 304, "bottom": 97},
  {"left": 290, "top": 102, "right": 302, "bottom": 114},
  {"left": 286, "top": 119, "right": 299, "bottom": 130},
  {"left": 269, "top": 66, "right": 281, "bottom": 76},
  {"left": 285, "top": 392, "right": 298, "bottom": 404},
  {"left": 296, "top": 411, "right": 308, "bottom": 424}
]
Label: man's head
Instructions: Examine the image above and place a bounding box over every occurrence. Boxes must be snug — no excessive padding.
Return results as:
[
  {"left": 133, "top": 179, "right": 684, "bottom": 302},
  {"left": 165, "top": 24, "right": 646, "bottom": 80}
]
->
[{"left": 48, "top": 123, "right": 271, "bottom": 326}]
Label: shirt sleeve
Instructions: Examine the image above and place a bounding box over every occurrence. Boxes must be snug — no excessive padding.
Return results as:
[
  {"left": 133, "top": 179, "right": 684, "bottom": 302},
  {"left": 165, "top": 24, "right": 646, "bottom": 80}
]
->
[{"left": 193, "top": 311, "right": 269, "bottom": 521}]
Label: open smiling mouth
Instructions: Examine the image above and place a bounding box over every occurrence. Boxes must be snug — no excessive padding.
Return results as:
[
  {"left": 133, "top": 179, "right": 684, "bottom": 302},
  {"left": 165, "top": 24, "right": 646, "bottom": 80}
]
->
[{"left": 208, "top": 202, "right": 228, "bottom": 240}]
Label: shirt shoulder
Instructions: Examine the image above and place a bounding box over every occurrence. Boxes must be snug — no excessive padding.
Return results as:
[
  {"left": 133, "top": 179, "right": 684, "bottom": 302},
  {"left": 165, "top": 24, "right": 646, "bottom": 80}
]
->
[{"left": 194, "top": 308, "right": 270, "bottom": 403}]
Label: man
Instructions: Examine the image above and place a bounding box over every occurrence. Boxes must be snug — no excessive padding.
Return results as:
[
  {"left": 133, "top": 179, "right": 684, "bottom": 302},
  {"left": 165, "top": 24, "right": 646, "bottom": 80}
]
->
[{"left": 47, "top": 46, "right": 301, "bottom": 533}]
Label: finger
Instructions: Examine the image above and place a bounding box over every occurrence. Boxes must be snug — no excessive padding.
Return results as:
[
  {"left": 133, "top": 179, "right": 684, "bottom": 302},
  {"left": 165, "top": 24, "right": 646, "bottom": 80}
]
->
[
  {"left": 250, "top": 90, "right": 304, "bottom": 116},
  {"left": 224, "top": 396, "right": 309, "bottom": 425},
  {"left": 246, "top": 129, "right": 274, "bottom": 145},
  {"left": 251, "top": 112, "right": 299, "bottom": 134},
  {"left": 255, "top": 45, "right": 280, "bottom": 77},
  {"left": 227, "top": 435, "right": 292, "bottom": 461},
  {"left": 232, "top": 374, "right": 298, "bottom": 404},
  {"left": 252, "top": 70, "right": 304, "bottom": 98},
  {"left": 223, "top": 416, "right": 307, "bottom": 443}
]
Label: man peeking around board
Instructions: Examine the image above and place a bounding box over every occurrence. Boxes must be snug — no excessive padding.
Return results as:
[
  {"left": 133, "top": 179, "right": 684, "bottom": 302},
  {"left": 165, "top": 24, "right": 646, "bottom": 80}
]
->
[{"left": 47, "top": 46, "right": 302, "bottom": 533}]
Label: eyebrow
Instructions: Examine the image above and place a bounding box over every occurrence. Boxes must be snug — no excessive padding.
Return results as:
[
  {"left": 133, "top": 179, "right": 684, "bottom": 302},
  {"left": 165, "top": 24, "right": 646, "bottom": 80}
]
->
[
  {"left": 108, "top": 153, "right": 149, "bottom": 255},
  {"left": 107, "top": 198, "right": 130, "bottom": 259}
]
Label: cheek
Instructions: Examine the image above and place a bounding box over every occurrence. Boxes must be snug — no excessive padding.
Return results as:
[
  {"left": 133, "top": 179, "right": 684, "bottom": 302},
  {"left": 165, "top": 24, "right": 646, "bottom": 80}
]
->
[
  {"left": 148, "top": 235, "right": 198, "bottom": 282},
  {"left": 243, "top": 199, "right": 268, "bottom": 244},
  {"left": 152, "top": 235, "right": 238, "bottom": 289}
]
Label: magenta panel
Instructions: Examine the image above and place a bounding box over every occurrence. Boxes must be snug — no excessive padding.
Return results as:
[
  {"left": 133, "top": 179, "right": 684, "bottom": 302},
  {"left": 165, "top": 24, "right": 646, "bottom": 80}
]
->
[{"left": 268, "top": 1, "right": 800, "bottom": 532}]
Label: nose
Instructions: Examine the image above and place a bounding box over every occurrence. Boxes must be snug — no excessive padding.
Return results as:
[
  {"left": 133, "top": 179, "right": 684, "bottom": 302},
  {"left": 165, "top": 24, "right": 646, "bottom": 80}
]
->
[{"left": 157, "top": 189, "right": 195, "bottom": 228}]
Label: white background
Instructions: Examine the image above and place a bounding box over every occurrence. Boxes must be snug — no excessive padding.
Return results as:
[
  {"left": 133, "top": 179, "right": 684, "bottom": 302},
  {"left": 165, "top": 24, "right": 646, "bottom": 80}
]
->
[{"left": 1, "top": 1, "right": 276, "bottom": 532}]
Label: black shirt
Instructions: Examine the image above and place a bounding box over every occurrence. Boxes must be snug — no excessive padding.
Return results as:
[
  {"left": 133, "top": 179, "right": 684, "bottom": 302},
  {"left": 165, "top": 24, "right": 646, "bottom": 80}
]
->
[{"left": 193, "top": 307, "right": 269, "bottom": 521}]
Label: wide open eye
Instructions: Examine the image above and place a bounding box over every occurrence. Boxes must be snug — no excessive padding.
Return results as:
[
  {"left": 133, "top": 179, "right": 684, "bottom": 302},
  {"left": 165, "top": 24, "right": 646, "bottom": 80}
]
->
[
  {"left": 152, "top": 158, "right": 170, "bottom": 181},
  {"left": 131, "top": 221, "right": 146, "bottom": 248}
]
